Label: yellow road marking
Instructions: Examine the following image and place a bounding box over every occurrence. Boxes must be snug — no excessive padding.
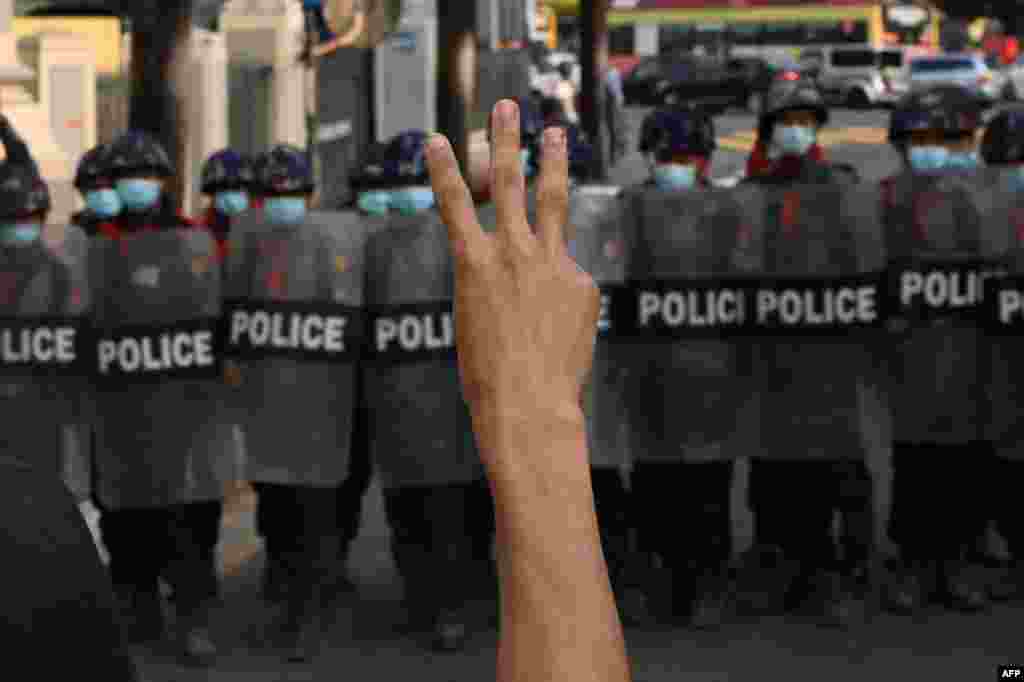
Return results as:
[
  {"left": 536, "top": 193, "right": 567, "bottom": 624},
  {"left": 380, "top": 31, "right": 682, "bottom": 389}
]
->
[{"left": 718, "top": 127, "right": 887, "bottom": 153}]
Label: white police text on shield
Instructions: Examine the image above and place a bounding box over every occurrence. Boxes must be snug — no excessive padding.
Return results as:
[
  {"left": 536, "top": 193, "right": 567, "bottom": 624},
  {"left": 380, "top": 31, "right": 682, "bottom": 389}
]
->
[
  {"left": 229, "top": 310, "right": 349, "bottom": 354},
  {"left": 98, "top": 331, "right": 215, "bottom": 375}
]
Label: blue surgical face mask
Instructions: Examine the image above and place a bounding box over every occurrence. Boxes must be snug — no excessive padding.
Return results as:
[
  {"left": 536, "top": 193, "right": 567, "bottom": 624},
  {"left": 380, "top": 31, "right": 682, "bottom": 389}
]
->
[
  {"left": 264, "top": 196, "right": 307, "bottom": 225},
  {"left": 116, "top": 178, "right": 162, "bottom": 211},
  {"left": 392, "top": 187, "right": 435, "bottom": 216},
  {"left": 357, "top": 191, "right": 392, "bottom": 216},
  {"left": 1009, "top": 165, "right": 1024, "bottom": 192},
  {"left": 214, "top": 190, "right": 249, "bottom": 217},
  {"left": 773, "top": 125, "right": 816, "bottom": 156},
  {"left": 945, "top": 150, "right": 981, "bottom": 170},
  {"left": 521, "top": 149, "right": 534, "bottom": 178},
  {"left": 652, "top": 164, "right": 697, "bottom": 190},
  {"left": 84, "top": 188, "right": 121, "bottom": 219},
  {"left": 907, "top": 145, "right": 950, "bottom": 173},
  {"left": 0, "top": 221, "right": 41, "bottom": 245}
]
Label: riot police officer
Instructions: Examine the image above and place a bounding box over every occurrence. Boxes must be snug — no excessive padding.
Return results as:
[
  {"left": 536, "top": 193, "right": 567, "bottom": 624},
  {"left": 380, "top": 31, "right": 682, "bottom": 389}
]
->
[
  {"left": 637, "top": 105, "right": 716, "bottom": 189},
  {"left": 746, "top": 78, "right": 858, "bottom": 183},
  {"left": 741, "top": 79, "right": 872, "bottom": 627},
  {"left": 625, "top": 105, "right": 739, "bottom": 628},
  {"left": 883, "top": 86, "right": 991, "bottom": 614},
  {"left": 977, "top": 104, "right": 1024, "bottom": 602},
  {"left": 0, "top": 115, "right": 88, "bottom": 495},
  {"left": 235, "top": 144, "right": 353, "bottom": 662},
  {"left": 197, "top": 148, "right": 256, "bottom": 257},
  {"left": 91, "top": 130, "right": 222, "bottom": 664},
  {"left": 360, "top": 130, "right": 484, "bottom": 652},
  {"left": 72, "top": 142, "right": 121, "bottom": 234}
]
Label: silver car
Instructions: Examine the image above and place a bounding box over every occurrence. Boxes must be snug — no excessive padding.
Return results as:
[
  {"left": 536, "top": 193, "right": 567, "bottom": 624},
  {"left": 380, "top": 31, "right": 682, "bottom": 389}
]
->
[
  {"left": 800, "top": 46, "right": 910, "bottom": 108},
  {"left": 908, "top": 53, "right": 1007, "bottom": 103}
]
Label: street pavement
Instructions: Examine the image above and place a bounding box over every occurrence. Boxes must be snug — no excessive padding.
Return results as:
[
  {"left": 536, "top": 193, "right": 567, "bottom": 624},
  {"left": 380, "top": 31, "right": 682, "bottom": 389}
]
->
[{"left": 127, "top": 107, "right": 1021, "bottom": 681}]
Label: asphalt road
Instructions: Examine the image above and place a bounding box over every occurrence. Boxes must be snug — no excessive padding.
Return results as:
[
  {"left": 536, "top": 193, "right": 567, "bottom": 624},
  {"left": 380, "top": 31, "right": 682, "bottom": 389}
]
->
[{"left": 128, "top": 106, "right": 1023, "bottom": 681}]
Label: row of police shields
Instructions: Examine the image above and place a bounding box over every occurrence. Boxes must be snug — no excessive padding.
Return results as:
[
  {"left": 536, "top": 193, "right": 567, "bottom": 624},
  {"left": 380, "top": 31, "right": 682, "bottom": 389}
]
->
[{"left": 24, "top": 167, "right": 1024, "bottom": 515}]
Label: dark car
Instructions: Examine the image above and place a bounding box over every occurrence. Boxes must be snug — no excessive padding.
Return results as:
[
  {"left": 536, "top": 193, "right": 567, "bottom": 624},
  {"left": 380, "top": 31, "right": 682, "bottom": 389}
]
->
[
  {"left": 628, "top": 54, "right": 811, "bottom": 113},
  {"left": 622, "top": 55, "right": 701, "bottom": 106}
]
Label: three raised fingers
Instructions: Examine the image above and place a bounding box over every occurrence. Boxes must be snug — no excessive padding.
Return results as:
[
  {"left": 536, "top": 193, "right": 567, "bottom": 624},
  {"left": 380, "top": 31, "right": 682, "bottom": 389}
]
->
[{"left": 425, "top": 133, "right": 487, "bottom": 265}]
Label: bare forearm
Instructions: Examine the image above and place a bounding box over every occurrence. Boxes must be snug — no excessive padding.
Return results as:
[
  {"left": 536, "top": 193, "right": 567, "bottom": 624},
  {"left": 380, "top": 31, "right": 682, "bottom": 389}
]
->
[{"left": 476, "top": 409, "right": 631, "bottom": 682}]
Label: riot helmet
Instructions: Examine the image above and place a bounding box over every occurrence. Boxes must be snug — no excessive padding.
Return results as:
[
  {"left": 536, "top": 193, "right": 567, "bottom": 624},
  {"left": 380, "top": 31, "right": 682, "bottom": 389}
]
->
[
  {"left": 638, "top": 105, "right": 716, "bottom": 190},
  {"left": 758, "top": 80, "right": 828, "bottom": 158},
  {"left": 0, "top": 162, "right": 50, "bottom": 245},
  {"left": 107, "top": 131, "right": 174, "bottom": 212},
  {"left": 258, "top": 144, "right": 314, "bottom": 225},
  {"left": 981, "top": 105, "right": 1024, "bottom": 165},
  {"left": 889, "top": 86, "right": 983, "bottom": 172},
  {"left": 202, "top": 149, "right": 255, "bottom": 217},
  {"left": 75, "top": 142, "right": 121, "bottom": 220}
]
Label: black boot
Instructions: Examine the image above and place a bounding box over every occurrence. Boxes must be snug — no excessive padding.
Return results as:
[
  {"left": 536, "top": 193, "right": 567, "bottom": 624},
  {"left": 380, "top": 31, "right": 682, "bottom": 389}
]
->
[
  {"left": 178, "top": 599, "right": 218, "bottom": 667},
  {"left": 116, "top": 585, "right": 165, "bottom": 646}
]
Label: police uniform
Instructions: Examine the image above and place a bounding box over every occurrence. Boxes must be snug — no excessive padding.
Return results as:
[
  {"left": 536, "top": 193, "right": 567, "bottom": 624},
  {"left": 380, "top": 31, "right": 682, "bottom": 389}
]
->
[
  {"left": 979, "top": 107, "right": 1024, "bottom": 598},
  {"left": 358, "top": 131, "right": 483, "bottom": 652},
  {"left": 881, "top": 89, "right": 1000, "bottom": 613},
  {"left": 90, "top": 130, "right": 221, "bottom": 664},
  {"left": 617, "top": 107, "right": 743, "bottom": 626},
  {"left": 227, "top": 144, "right": 359, "bottom": 662},
  {"left": 0, "top": 118, "right": 90, "bottom": 504},
  {"left": 741, "top": 82, "right": 874, "bottom": 624}
]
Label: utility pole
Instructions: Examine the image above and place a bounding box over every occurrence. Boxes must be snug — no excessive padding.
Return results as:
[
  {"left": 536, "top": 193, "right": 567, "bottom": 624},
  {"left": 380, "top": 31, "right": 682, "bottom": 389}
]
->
[
  {"left": 127, "top": 0, "right": 193, "bottom": 211},
  {"left": 436, "top": 0, "right": 477, "bottom": 175},
  {"left": 579, "top": 0, "right": 609, "bottom": 181}
]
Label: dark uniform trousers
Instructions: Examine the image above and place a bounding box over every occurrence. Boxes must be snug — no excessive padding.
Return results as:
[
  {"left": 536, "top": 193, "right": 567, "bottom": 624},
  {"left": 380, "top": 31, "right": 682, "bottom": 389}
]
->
[
  {"left": 749, "top": 459, "right": 873, "bottom": 573},
  {"left": 591, "top": 467, "right": 632, "bottom": 590},
  {"left": 988, "top": 455, "right": 1024, "bottom": 559},
  {"left": 182, "top": 500, "right": 223, "bottom": 597},
  {"left": 633, "top": 460, "right": 733, "bottom": 610},
  {"left": 335, "top": 374, "right": 374, "bottom": 559},
  {"left": 383, "top": 482, "right": 481, "bottom": 617},
  {"left": 889, "top": 443, "right": 992, "bottom": 561},
  {"left": 252, "top": 482, "right": 340, "bottom": 604},
  {"left": 98, "top": 504, "right": 217, "bottom": 615}
]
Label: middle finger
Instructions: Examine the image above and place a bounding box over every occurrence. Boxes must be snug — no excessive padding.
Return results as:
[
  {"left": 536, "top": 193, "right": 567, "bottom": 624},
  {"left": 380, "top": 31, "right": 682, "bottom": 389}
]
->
[{"left": 490, "top": 100, "right": 533, "bottom": 254}]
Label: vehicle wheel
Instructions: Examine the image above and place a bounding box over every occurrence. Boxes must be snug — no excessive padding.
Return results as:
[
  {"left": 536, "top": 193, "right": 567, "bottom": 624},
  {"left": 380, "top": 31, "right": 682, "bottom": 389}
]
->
[
  {"left": 846, "top": 88, "right": 871, "bottom": 110},
  {"left": 746, "top": 91, "right": 762, "bottom": 113}
]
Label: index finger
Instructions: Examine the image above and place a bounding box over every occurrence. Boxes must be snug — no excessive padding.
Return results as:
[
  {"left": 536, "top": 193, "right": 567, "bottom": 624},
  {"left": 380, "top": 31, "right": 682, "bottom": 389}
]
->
[{"left": 425, "top": 134, "right": 487, "bottom": 265}]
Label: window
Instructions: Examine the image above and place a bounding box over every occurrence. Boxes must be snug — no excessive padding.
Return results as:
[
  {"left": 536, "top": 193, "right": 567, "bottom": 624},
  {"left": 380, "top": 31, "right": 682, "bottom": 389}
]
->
[
  {"left": 832, "top": 49, "right": 877, "bottom": 68},
  {"left": 630, "top": 58, "right": 660, "bottom": 81},
  {"left": 803, "top": 20, "right": 868, "bottom": 44},
  {"left": 880, "top": 51, "right": 904, "bottom": 68},
  {"left": 659, "top": 24, "right": 693, "bottom": 53},
  {"left": 609, "top": 25, "right": 635, "bottom": 55},
  {"left": 911, "top": 58, "right": 976, "bottom": 73},
  {"left": 730, "top": 23, "right": 760, "bottom": 46},
  {"left": 761, "top": 22, "right": 805, "bottom": 46}
]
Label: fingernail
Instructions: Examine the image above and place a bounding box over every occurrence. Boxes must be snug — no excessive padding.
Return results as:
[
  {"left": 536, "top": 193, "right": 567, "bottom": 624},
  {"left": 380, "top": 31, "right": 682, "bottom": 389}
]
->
[
  {"left": 499, "top": 100, "right": 518, "bottom": 125},
  {"left": 544, "top": 126, "right": 566, "bottom": 149},
  {"left": 426, "top": 134, "right": 448, "bottom": 155}
]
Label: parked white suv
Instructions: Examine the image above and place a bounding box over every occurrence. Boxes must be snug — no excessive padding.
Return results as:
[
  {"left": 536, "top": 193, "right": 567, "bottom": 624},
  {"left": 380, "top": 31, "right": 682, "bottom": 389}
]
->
[
  {"left": 800, "top": 45, "right": 911, "bottom": 108},
  {"left": 908, "top": 53, "right": 1007, "bottom": 104}
]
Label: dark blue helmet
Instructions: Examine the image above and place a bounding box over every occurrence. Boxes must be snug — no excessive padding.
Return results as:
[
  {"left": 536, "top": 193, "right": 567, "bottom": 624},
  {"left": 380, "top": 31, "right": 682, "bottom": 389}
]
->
[
  {"left": 981, "top": 105, "right": 1024, "bottom": 165},
  {"left": 387, "top": 130, "right": 430, "bottom": 186},
  {"left": 639, "top": 106, "right": 717, "bottom": 160},
  {"left": 352, "top": 130, "right": 431, "bottom": 190},
  {"left": 107, "top": 130, "right": 174, "bottom": 179},
  {"left": 201, "top": 149, "right": 255, "bottom": 194},
  {"left": 0, "top": 162, "right": 50, "bottom": 220},
  {"left": 74, "top": 142, "right": 113, "bottom": 192},
  {"left": 889, "top": 85, "right": 982, "bottom": 147},
  {"left": 258, "top": 144, "right": 315, "bottom": 196}
]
